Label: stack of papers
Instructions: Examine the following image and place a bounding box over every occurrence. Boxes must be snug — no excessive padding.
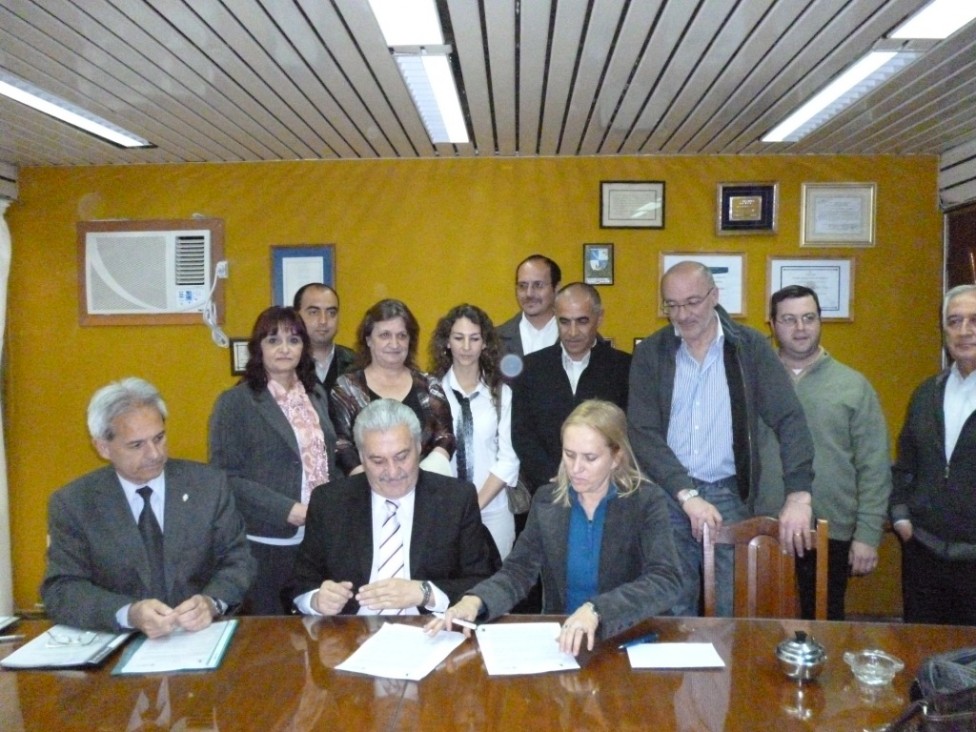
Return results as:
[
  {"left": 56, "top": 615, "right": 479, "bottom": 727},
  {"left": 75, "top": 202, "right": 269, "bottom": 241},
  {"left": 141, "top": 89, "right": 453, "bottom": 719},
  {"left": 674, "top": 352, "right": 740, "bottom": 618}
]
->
[
  {"left": 475, "top": 622, "right": 580, "bottom": 676},
  {"left": 113, "top": 620, "right": 238, "bottom": 675},
  {"left": 0, "top": 625, "right": 131, "bottom": 669},
  {"left": 337, "top": 623, "right": 465, "bottom": 680}
]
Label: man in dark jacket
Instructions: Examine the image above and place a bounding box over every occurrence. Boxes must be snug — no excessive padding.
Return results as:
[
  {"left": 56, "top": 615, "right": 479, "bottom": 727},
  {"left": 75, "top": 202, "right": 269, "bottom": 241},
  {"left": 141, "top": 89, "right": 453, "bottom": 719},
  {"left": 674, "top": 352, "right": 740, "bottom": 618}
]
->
[
  {"left": 891, "top": 283, "right": 976, "bottom": 625},
  {"left": 627, "top": 260, "right": 814, "bottom": 617}
]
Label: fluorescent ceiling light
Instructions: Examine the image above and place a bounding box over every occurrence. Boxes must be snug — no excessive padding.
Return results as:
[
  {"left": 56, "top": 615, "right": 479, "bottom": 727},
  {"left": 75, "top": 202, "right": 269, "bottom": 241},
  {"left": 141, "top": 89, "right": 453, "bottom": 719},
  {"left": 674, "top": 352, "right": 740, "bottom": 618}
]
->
[
  {"left": 0, "top": 70, "right": 150, "bottom": 148},
  {"left": 395, "top": 54, "right": 469, "bottom": 144},
  {"left": 890, "top": 0, "right": 976, "bottom": 39},
  {"left": 368, "top": 0, "right": 443, "bottom": 46},
  {"left": 763, "top": 51, "right": 919, "bottom": 143}
]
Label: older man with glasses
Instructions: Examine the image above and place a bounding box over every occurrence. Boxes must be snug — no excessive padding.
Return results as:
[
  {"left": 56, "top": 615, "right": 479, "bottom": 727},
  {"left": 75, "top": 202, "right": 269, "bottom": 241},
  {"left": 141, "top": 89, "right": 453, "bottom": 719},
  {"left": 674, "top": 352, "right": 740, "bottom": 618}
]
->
[{"left": 626, "top": 260, "right": 815, "bottom": 617}]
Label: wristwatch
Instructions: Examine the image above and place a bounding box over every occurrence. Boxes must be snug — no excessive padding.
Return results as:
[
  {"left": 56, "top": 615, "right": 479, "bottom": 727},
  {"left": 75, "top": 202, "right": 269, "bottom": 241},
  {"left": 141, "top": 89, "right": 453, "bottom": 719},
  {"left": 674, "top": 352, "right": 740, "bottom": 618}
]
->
[
  {"left": 420, "top": 581, "right": 433, "bottom": 609},
  {"left": 207, "top": 596, "right": 228, "bottom": 616},
  {"left": 678, "top": 488, "right": 700, "bottom": 505}
]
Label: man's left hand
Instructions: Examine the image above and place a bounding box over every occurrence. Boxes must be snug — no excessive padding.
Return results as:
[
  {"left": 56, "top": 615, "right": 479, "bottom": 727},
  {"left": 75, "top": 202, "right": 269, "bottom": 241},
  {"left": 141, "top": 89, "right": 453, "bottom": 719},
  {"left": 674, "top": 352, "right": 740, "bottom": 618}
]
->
[
  {"left": 779, "top": 493, "right": 813, "bottom": 557},
  {"left": 849, "top": 540, "right": 879, "bottom": 576},
  {"left": 172, "top": 594, "right": 217, "bottom": 632},
  {"left": 356, "top": 578, "right": 423, "bottom": 611}
]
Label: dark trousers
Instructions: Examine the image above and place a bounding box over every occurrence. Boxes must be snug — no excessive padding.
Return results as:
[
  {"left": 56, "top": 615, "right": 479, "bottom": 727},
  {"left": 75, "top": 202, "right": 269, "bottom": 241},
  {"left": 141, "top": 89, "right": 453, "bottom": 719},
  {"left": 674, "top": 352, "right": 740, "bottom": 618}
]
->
[
  {"left": 902, "top": 538, "right": 976, "bottom": 626},
  {"left": 796, "top": 538, "right": 851, "bottom": 620},
  {"left": 245, "top": 541, "right": 300, "bottom": 615}
]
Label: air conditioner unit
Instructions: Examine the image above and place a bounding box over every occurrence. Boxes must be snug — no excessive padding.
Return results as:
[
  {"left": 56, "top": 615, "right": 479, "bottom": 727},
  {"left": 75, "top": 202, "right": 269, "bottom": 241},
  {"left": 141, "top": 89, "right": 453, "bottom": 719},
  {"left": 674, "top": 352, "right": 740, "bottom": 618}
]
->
[{"left": 78, "top": 218, "right": 224, "bottom": 326}]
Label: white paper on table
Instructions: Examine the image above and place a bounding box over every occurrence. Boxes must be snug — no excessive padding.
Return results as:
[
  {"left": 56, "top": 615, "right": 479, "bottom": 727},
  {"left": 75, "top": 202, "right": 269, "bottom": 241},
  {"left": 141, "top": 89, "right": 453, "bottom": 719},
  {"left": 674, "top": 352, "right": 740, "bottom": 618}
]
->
[
  {"left": 1, "top": 625, "right": 131, "bottom": 669},
  {"left": 0, "top": 616, "right": 17, "bottom": 632},
  {"left": 475, "top": 622, "right": 580, "bottom": 676},
  {"left": 336, "top": 622, "right": 465, "bottom": 681},
  {"left": 115, "top": 620, "right": 236, "bottom": 674},
  {"left": 627, "top": 642, "right": 725, "bottom": 669}
]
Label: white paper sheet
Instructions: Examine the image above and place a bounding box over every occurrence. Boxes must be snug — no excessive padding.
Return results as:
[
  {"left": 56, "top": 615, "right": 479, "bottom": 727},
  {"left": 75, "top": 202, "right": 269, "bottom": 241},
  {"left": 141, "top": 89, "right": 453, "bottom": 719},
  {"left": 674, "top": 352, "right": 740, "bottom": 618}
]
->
[
  {"left": 0, "top": 625, "right": 131, "bottom": 669},
  {"left": 0, "top": 616, "right": 17, "bottom": 633},
  {"left": 114, "top": 620, "right": 237, "bottom": 674},
  {"left": 475, "top": 622, "right": 580, "bottom": 676},
  {"left": 626, "top": 642, "right": 726, "bottom": 669},
  {"left": 336, "top": 622, "right": 465, "bottom": 681}
]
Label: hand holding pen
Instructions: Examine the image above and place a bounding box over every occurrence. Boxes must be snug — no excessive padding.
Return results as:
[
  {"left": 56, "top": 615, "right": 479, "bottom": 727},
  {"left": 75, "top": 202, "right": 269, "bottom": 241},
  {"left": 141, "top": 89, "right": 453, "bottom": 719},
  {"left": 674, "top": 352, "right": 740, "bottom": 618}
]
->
[{"left": 424, "top": 595, "right": 482, "bottom": 637}]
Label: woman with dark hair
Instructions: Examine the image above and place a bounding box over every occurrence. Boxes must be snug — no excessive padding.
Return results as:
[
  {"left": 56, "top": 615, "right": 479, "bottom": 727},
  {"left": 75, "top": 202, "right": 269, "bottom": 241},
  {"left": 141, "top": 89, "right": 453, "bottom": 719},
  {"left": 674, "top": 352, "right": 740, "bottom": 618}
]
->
[
  {"left": 331, "top": 298, "right": 455, "bottom": 475},
  {"left": 430, "top": 304, "right": 519, "bottom": 558},
  {"left": 209, "top": 306, "right": 337, "bottom": 614}
]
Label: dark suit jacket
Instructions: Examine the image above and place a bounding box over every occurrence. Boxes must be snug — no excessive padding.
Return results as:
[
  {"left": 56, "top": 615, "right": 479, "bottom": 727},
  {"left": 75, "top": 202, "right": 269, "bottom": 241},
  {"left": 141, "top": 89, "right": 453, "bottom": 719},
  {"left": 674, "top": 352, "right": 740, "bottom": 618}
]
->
[
  {"left": 496, "top": 314, "right": 524, "bottom": 358},
  {"left": 41, "top": 459, "right": 255, "bottom": 632},
  {"left": 512, "top": 341, "right": 631, "bottom": 489},
  {"left": 208, "top": 382, "right": 337, "bottom": 538},
  {"left": 318, "top": 344, "right": 356, "bottom": 398},
  {"left": 470, "top": 482, "right": 681, "bottom": 639},
  {"left": 286, "top": 471, "right": 497, "bottom": 613}
]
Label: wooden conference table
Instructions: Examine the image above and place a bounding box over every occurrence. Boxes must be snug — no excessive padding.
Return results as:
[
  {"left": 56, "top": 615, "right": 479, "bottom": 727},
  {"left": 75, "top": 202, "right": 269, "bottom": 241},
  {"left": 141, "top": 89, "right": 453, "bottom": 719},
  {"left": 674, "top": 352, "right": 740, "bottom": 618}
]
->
[{"left": 2, "top": 614, "right": 974, "bottom": 731}]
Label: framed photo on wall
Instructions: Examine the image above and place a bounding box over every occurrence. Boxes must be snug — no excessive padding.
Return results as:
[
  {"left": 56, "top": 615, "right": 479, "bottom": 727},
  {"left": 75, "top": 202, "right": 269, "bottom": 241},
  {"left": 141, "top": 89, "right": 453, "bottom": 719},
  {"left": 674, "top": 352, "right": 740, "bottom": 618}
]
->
[
  {"left": 230, "top": 338, "right": 249, "bottom": 375},
  {"left": 660, "top": 252, "right": 746, "bottom": 317},
  {"left": 800, "top": 183, "right": 876, "bottom": 247},
  {"left": 583, "top": 243, "right": 614, "bottom": 285},
  {"left": 271, "top": 244, "right": 335, "bottom": 306},
  {"left": 600, "top": 181, "right": 665, "bottom": 228},
  {"left": 716, "top": 182, "right": 778, "bottom": 235},
  {"left": 767, "top": 256, "right": 854, "bottom": 321}
]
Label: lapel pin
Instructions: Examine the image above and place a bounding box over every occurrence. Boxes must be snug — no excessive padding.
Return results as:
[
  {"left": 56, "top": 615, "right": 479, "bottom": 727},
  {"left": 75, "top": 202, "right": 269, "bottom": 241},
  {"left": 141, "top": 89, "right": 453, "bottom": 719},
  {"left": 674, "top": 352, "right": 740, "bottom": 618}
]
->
[{"left": 182, "top": 494, "right": 188, "bottom": 502}]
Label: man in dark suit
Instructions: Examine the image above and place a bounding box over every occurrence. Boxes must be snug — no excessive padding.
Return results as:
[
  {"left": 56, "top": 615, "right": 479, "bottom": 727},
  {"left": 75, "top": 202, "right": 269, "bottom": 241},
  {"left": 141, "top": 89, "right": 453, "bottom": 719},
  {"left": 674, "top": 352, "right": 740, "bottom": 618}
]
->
[
  {"left": 41, "top": 378, "right": 255, "bottom": 637},
  {"left": 496, "top": 254, "right": 562, "bottom": 360},
  {"left": 513, "top": 283, "right": 631, "bottom": 491},
  {"left": 294, "top": 283, "right": 356, "bottom": 396},
  {"left": 288, "top": 398, "right": 497, "bottom": 615}
]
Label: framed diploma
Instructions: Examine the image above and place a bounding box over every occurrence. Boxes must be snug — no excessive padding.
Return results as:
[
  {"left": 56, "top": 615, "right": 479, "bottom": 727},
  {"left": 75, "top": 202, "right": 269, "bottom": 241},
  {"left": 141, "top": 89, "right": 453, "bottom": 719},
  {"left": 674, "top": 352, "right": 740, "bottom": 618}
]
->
[
  {"left": 600, "top": 181, "right": 665, "bottom": 229},
  {"left": 271, "top": 244, "right": 335, "bottom": 306},
  {"left": 800, "top": 183, "right": 876, "bottom": 247},
  {"left": 767, "top": 256, "right": 854, "bottom": 322},
  {"left": 717, "top": 182, "right": 778, "bottom": 235}
]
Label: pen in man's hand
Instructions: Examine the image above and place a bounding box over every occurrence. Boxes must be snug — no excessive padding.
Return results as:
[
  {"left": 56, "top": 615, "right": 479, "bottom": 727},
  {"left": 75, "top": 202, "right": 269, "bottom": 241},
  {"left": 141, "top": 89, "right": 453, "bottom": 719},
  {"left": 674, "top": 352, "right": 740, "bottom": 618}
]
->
[
  {"left": 617, "top": 632, "right": 659, "bottom": 650},
  {"left": 0, "top": 634, "right": 25, "bottom": 643}
]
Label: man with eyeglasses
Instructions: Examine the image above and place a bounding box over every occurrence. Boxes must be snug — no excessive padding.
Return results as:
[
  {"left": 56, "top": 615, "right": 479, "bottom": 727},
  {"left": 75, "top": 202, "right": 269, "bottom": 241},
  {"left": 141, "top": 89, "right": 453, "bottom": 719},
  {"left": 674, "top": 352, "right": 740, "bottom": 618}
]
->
[
  {"left": 756, "top": 285, "right": 891, "bottom": 620},
  {"left": 497, "top": 254, "right": 562, "bottom": 360},
  {"left": 627, "top": 261, "right": 814, "bottom": 617},
  {"left": 891, "top": 284, "right": 976, "bottom": 625}
]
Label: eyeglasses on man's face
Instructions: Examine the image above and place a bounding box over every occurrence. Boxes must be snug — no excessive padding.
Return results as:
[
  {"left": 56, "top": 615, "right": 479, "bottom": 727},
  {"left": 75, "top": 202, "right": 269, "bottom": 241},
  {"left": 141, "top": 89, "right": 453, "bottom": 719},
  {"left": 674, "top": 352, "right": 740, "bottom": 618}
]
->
[
  {"left": 776, "top": 313, "right": 819, "bottom": 327},
  {"left": 662, "top": 287, "right": 715, "bottom": 314}
]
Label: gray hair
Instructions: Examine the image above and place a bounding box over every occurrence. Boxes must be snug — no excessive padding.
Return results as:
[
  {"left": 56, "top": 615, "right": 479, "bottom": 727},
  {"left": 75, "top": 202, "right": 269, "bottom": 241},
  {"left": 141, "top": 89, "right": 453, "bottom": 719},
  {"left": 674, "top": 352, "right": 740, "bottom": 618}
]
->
[
  {"left": 943, "top": 284, "right": 976, "bottom": 324},
  {"left": 87, "top": 377, "right": 167, "bottom": 441},
  {"left": 353, "top": 398, "right": 422, "bottom": 449},
  {"left": 663, "top": 260, "right": 716, "bottom": 290}
]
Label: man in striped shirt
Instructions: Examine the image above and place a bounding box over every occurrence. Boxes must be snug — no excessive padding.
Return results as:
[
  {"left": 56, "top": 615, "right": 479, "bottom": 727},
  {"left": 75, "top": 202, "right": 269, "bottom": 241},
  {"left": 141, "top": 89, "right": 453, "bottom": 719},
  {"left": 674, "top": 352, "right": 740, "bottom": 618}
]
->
[{"left": 627, "top": 260, "right": 814, "bottom": 617}]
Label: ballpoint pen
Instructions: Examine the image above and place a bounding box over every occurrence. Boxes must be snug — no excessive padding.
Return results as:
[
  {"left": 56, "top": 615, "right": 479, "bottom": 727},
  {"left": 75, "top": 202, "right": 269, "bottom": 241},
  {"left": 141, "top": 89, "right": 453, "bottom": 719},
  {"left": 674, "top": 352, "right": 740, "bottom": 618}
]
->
[
  {"left": 617, "top": 632, "right": 659, "bottom": 650},
  {"left": 432, "top": 612, "right": 478, "bottom": 630}
]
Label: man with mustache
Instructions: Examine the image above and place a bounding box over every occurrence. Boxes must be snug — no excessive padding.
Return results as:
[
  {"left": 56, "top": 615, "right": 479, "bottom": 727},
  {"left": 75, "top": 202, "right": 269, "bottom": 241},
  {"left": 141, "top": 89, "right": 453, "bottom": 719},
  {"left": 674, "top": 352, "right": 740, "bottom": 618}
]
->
[
  {"left": 497, "top": 254, "right": 562, "bottom": 359},
  {"left": 627, "top": 261, "right": 814, "bottom": 617},
  {"left": 287, "top": 398, "right": 497, "bottom": 615},
  {"left": 41, "top": 377, "right": 255, "bottom": 636},
  {"left": 294, "top": 283, "right": 355, "bottom": 398},
  {"left": 892, "top": 284, "right": 976, "bottom": 625}
]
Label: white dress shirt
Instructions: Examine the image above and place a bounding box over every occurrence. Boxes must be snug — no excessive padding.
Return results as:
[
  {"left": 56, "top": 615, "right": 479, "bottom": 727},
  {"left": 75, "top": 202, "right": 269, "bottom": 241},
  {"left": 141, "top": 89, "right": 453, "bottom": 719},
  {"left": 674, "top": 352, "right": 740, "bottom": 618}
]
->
[
  {"left": 944, "top": 362, "right": 976, "bottom": 460},
  {"left": 560, "top": 344, "right": 592, "bottom": 394},
  {"left": 519, "top": 314, "right": 558, "bottom": 355}
]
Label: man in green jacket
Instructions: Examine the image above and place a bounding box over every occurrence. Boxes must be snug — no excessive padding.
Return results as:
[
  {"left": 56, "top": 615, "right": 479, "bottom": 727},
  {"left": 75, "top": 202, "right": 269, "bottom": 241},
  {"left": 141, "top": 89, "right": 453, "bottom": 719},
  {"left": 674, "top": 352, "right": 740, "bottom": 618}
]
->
[{"left": 758, "top": 285, "right": 892, "bottom": 620}]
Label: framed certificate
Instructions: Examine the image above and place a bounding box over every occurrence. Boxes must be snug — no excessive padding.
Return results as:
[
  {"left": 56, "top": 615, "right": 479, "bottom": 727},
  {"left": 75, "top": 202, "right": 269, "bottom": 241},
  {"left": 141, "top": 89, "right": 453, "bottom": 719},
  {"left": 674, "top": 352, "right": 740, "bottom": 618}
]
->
[
  {"left": 800, "top": 183, "right": 876, "bottom": 247},
  {"left": 717, "top": 183, "right": 778, "bottom": 235},
  {"left": 600, "top": 181, "right": 665, "bottom": 229},
  {"left": 583, "top": 243, "right": 614, "bottom": 285},
  {"left": 767, "top": 256, "right": 854, "bottom": 321}
]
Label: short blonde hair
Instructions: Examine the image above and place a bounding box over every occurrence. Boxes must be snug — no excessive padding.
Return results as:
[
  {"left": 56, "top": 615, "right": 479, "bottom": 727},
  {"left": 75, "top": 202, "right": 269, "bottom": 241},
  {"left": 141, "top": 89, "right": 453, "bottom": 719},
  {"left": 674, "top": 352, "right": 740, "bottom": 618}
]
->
[{"left": 552, "top": 400, "right": 644, "bottom": 506}]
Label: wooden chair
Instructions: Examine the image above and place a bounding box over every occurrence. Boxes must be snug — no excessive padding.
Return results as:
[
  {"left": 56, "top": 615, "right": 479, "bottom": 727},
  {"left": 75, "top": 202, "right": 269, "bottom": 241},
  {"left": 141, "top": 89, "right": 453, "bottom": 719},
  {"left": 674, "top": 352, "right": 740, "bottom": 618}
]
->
[{"left": 702, "top": 516, "right": 829, "bottom": 619}]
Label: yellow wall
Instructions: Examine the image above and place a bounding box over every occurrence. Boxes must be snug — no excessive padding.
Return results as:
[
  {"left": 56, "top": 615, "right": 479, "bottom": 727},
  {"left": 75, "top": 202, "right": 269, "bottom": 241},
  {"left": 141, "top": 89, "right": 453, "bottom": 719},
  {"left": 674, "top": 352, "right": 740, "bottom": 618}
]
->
[{"left": 6, "top": 155, "right": 942, "bottom": 612}]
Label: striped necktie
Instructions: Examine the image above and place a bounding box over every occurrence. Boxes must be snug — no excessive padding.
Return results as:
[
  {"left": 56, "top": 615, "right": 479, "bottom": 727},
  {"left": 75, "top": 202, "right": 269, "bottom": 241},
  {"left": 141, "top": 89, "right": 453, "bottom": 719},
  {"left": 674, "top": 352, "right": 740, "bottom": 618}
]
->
[
  {"left": 452, "top": 389, "right": 477, "bottom": 483},
  {"left": 375, "top": 499, "right": 405, "bottom": 615}
]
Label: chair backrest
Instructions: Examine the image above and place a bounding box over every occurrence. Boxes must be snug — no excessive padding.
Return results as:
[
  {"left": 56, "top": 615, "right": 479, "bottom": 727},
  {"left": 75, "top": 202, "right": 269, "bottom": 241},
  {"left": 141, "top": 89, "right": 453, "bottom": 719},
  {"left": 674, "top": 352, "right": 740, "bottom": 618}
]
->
[{"left": 702, "top": 516, "right": 828, "bottom": 619}]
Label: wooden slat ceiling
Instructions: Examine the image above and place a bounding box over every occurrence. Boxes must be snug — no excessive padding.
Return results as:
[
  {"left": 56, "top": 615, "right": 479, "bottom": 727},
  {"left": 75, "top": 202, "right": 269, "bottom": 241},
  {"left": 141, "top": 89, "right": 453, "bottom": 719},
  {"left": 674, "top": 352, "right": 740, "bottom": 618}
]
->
[{"left": 0, "top": 0, "right": 974, "bottom": 167}]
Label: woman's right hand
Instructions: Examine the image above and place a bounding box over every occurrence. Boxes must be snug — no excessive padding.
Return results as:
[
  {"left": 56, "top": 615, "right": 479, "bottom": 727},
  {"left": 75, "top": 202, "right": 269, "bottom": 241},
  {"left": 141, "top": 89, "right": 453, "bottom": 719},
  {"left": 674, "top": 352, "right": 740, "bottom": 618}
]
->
[
  {"left": 423, "top": 595, "right": 482, "bottom": 637},
  {"left": 287, "top": 502, "right": 307, "bottom": 527}
]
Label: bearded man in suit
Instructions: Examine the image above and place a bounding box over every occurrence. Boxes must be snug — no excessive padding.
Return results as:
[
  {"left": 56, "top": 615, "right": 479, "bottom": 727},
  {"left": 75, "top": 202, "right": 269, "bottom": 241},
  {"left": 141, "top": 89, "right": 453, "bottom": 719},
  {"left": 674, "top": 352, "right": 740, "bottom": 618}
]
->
[{"left": 41, "top": 377, "right": 254, "bottom": 637}]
